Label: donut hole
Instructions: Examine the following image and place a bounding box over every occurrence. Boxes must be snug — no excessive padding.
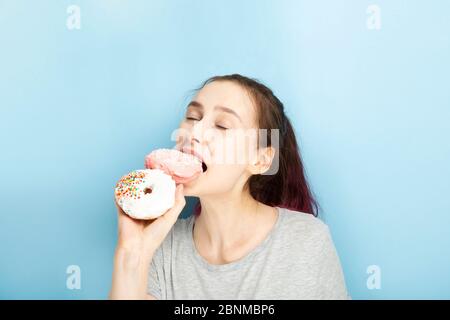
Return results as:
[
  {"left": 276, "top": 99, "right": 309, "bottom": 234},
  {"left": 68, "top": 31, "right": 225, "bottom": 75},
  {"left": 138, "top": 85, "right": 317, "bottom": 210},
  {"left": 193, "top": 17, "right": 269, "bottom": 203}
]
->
[
  {"left": 143, "top": 187, "right": 153, "bottom": 195},
  {"left": 202, "top": 162, "right": 208, "bottom": 172}
]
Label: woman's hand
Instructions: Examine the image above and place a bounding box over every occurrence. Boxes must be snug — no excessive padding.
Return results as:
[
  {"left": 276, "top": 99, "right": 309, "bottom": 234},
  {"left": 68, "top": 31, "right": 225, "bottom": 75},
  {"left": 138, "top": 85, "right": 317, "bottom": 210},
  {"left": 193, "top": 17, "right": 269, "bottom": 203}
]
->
[
  {"left": 115, "top": 184, "right": 186, "bottom": 254},
  {"left": 109, "top": 184, "right": 185, "bottom": 299}
]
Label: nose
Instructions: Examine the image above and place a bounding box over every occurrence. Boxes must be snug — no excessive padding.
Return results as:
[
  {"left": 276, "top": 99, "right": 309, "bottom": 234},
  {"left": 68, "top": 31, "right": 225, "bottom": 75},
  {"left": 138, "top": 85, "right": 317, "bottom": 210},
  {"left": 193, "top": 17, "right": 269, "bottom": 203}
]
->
[
  {"left": 190, "top": 120, "right": 204, "bottom": 146},
  {"left": 175, "top": 120, "right": 204, "bottom": 148},
  {"left": 191, "top": 136, "right": 200, "bottom": 145}
]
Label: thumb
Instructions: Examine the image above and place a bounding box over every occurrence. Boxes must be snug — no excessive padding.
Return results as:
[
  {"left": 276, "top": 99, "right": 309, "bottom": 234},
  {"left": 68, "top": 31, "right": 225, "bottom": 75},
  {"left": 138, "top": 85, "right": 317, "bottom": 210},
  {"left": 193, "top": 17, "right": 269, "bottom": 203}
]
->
[
  {"left": 162, "top": 184, "right": 185, "bottom": 222},
  {"left": 173, "top": 184, "right": 185, "bottom": 209}
]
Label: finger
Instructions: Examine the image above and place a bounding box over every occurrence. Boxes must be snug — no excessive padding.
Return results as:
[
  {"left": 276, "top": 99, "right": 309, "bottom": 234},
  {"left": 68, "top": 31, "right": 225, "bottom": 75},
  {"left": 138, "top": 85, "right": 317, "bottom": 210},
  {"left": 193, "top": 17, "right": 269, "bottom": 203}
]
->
[
  {"left": 174, "top": 184, "right": 185, "bottom": 206},
  {"left": 162, "top": 184, "right": 185, "bottom": 222}
]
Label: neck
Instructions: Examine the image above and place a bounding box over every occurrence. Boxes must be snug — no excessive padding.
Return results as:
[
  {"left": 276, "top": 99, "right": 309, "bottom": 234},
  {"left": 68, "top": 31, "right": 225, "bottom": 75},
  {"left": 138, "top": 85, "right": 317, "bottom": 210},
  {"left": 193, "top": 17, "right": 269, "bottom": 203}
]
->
[{"left": 196, "top": 186, "right": 260, "bottom": 250}]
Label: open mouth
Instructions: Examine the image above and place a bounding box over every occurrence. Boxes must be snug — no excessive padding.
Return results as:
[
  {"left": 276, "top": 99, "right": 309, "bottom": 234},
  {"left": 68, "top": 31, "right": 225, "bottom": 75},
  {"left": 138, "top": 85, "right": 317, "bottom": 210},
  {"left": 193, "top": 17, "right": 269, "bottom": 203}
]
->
[{"left": 202, "top": 162, "right": 208, "bottom": 172}]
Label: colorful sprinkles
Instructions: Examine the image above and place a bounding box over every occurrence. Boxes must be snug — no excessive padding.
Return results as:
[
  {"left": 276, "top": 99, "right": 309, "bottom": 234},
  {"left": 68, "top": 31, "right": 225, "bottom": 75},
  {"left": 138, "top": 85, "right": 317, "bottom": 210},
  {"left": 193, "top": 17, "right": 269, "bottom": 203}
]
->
[{"left": 115, "top": 170, "right": 146, "bottom": 200}]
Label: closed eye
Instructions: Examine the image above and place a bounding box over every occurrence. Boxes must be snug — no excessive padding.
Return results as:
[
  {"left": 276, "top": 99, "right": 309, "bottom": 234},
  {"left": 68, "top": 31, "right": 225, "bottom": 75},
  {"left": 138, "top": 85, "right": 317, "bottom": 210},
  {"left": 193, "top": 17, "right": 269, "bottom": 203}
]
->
[{"left": 185, "top": 115, "right": 227, "bottom": 129}]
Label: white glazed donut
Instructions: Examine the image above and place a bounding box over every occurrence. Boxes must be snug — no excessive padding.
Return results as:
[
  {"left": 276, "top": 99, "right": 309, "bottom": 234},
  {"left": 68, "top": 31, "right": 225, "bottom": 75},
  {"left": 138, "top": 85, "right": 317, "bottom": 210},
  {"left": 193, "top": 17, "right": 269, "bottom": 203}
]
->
[{"left": 114, "top": 169, "right": 176, "bottom": 220}]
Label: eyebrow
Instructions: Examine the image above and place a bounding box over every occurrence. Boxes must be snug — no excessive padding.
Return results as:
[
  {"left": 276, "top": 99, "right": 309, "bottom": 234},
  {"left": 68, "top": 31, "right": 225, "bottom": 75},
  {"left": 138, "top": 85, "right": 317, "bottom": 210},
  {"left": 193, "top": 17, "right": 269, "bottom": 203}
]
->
[{"left": 187, "top": 100, "right": 243, "bottom": 123}]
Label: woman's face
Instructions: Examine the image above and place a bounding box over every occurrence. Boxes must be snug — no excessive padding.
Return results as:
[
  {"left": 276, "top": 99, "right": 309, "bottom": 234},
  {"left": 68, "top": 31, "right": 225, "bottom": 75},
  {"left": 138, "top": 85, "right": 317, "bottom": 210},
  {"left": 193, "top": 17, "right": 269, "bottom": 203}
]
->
[{"left": 174, "top": 80, "right": 265, "bottom": 197}]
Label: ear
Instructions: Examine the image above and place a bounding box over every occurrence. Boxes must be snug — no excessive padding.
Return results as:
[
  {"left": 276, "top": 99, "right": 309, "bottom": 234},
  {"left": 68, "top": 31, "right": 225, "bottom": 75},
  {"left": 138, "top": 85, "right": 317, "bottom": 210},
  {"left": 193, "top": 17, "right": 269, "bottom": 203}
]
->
[{"left": 248, "top": 146, "right": 276, "bottom": 175}]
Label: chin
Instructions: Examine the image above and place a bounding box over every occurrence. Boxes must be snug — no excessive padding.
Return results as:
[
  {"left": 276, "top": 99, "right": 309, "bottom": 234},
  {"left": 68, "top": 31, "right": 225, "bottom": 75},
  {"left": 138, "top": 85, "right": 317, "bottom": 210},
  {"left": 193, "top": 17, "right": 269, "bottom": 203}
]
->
[
  {"left": 182, "top": 185, "right": 197, "bottom": 197},
  {"left": 182, "top": 180, "right": 202, "bottom": 197},
  {"left": 183, "top": 181, "right": 216, "bottom": 198}
]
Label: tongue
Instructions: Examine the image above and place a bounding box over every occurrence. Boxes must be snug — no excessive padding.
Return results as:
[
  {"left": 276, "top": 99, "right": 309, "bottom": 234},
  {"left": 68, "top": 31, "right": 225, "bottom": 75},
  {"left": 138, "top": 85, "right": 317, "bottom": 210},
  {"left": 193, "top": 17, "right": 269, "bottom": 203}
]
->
[{"left": 172, "top": 172, "right": 201, "bottom": 184}]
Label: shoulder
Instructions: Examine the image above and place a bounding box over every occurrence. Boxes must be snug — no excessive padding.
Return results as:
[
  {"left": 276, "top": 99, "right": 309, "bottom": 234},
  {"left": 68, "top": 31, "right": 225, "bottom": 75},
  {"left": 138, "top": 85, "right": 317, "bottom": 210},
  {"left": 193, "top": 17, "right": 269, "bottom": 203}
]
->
[
  {"left": 277, "top": 208, "right": 348, "bottom": 292},
  {"left": 279, "top": 207, "right": 330, "bottom": 240},
  {"left": 276, "top": 207, "right": 336, "bottom": 257}
]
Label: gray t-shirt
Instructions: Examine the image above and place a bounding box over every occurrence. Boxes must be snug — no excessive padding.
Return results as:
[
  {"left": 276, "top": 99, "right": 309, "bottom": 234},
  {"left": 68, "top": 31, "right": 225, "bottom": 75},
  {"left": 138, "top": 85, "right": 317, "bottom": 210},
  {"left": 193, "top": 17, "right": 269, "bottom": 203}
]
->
[{"left": 147, "top": 206, "right": 349, "bottom": 299}]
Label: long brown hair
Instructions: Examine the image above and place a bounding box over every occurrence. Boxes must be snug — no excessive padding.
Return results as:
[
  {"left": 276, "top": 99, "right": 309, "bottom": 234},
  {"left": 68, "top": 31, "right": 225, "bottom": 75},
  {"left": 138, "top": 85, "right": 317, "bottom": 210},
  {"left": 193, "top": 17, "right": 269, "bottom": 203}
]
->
[{"left": 193, "top": 74, "right": 319, "bottom": 217}]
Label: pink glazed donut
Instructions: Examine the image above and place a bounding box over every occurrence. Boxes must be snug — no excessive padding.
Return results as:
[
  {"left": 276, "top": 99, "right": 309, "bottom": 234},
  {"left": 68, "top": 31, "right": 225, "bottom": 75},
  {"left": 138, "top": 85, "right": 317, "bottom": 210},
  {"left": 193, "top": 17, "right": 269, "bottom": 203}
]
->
[{"left": 145, "top": 148, "right": 203, "bottom": 184}]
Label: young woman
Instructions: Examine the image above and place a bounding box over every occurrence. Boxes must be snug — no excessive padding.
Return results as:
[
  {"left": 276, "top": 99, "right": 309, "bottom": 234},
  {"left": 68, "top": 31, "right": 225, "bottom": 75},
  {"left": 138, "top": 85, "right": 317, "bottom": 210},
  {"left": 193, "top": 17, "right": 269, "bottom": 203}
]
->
[{"left": 109, "top": 74, "right": 349, "bottom": 300}]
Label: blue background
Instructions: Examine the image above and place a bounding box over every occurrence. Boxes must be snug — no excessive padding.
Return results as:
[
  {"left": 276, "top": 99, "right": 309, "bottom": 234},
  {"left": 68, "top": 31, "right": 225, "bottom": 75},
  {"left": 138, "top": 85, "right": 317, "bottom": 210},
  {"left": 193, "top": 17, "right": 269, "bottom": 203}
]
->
[{"left": 1, "top": 0, "right": 449, "bottom": 299}]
